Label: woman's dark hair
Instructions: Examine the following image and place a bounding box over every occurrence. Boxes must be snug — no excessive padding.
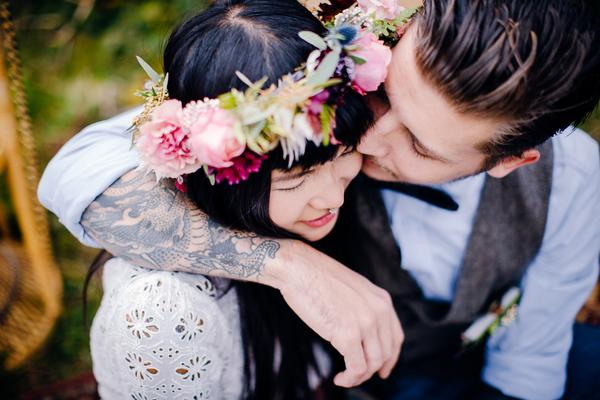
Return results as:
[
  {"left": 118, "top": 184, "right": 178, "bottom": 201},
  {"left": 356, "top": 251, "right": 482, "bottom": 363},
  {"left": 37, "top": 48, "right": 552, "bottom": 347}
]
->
[
  {"left": 85, "top": 1, "right": 372, "bottom": 400},
  {"left": 164, "top": 1, "right": 372, "bottom": 399}
]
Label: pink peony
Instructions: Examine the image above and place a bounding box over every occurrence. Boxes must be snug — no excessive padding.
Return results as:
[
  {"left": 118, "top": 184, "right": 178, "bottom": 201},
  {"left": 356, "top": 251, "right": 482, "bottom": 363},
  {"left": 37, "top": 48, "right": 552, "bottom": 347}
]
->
[
  {"left": 352, "top": 31, "right": 392, "bottom": 93},
  {"left": 188, "top": 107, "right": 245, "bottom": 169},
  {"left": 357, "top": 0, "right": 405, "bottom": 20},
  {"left": 137, "top": 100, "right": 204, "bottom": 179}
]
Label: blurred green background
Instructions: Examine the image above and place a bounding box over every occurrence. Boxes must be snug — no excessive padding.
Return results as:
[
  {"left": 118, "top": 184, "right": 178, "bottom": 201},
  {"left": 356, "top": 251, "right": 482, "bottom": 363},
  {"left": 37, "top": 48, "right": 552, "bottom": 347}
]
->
[
  {"left": 0, "top": 0, "right": 598, "bottom": 398},
  {"left": 1, "top": 1, "right": 209, "bottom": 397}
]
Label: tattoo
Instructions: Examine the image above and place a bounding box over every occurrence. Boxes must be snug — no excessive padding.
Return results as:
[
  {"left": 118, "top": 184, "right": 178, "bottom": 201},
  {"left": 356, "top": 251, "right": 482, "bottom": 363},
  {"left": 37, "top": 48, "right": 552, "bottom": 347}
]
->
[{"left": 81, "top": 170, "right": 280, "bottom": 279}]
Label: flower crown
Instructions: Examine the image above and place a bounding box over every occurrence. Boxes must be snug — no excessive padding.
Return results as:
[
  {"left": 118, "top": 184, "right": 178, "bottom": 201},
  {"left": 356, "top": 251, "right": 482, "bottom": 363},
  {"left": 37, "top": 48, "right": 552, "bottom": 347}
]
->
[{"left": 132, "top": 1, "right": 419, "bottom": 189}]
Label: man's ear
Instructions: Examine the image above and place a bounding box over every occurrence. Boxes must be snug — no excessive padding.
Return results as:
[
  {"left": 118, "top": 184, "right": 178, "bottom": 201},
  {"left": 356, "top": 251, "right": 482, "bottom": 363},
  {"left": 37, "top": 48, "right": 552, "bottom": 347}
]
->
[{"left": 486, "top": 149, "right": 541, "bottom": 179}]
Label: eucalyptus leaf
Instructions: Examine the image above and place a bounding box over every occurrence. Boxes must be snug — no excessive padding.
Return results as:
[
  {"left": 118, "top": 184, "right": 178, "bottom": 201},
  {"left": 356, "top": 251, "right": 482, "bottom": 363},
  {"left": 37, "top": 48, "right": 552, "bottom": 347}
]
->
[
  {"left": 299, "top": 31, "right": 327, "bottom": 50},
  {"left": 350, "top": 55, "right": 367, "bottom": 65},
  {"left": 136, "top": 56, "right": 161, "bottom": 83},
  {"left": 241, "top": 105, "right": 276, "bottom": 125},
  {"left": 307, "top": 51, "right": 340, "bottom": 86}
]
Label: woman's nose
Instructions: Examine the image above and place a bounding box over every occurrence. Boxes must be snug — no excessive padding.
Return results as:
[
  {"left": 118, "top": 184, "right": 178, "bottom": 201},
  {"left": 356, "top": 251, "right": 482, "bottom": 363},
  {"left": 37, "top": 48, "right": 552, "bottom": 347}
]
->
[{"left": 311, "top": 170, "right": 345, "bottom": 210}]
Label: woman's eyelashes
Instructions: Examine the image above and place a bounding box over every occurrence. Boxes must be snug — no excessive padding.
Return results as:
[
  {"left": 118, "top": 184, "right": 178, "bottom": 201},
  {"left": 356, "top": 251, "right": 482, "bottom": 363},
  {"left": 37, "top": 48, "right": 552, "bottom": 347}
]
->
[
  {"left": 276, "top": 179, "right": 306, "bottom": 192},
  {"left": 274, "top": 169, "right": 314, "bottom": 191}
]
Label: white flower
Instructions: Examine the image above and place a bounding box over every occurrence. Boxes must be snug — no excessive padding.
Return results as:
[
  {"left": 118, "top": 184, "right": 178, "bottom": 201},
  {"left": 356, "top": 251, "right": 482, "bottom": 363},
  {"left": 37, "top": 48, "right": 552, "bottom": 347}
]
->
[{"left": 278, "top": 112, "right": 318, "bottom": 166}]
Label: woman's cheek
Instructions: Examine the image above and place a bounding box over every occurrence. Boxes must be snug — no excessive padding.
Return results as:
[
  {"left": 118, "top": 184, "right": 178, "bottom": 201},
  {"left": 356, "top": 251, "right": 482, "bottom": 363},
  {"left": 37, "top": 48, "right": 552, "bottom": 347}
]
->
[{"left": 268, "top": 190, "right": 308, "bottom": 230}]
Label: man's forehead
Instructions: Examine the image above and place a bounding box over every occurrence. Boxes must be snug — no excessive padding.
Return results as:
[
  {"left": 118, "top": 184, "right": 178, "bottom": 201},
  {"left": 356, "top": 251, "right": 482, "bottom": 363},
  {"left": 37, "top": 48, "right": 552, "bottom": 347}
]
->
[{"left": 384, "top": 29, "right": 502, "bottom": 161}]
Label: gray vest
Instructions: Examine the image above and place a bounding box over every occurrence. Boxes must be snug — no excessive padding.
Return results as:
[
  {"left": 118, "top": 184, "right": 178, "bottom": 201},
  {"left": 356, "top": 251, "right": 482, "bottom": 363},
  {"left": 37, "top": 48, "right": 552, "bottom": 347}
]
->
[{"left": 320, "top": 141, "right": 554, "bottom": 376}]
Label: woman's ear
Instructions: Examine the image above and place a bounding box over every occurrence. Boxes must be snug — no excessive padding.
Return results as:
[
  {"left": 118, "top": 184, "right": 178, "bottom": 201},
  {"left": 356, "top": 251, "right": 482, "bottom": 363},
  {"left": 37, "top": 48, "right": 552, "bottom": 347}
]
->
[{"left": 486, "top": 148, "right": 541, "bottom": 179}]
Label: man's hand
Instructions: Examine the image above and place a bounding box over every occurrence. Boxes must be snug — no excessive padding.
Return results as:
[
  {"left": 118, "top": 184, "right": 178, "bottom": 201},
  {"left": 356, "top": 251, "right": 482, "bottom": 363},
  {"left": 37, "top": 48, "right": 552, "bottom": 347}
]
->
[
  {"left": 82, "top": 168, "right": 403, "bottom": 387},
  {"left": 265, "top": 240, "right": 404, "bottom": 387}
]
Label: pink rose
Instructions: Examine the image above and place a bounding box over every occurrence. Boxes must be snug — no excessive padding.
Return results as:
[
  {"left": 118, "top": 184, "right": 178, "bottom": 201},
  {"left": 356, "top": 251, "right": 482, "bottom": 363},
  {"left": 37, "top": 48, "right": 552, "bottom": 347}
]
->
[
  {"left": 137, "top": 100, "right": 204, "bottom": 179},
  {"left": 352, "top": 31, "right": 392, "bottom": 92},
  {"left": 188, "top": 107, "right": 245, "bottom": 168},
  {"left": 357, "top": 0, "right": 404, "bottom": 20}
]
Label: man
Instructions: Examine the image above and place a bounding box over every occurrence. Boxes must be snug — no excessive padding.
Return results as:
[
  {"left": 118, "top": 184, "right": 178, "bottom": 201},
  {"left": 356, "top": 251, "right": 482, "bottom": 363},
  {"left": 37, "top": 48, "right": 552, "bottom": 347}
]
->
[{"left": 39, "top": 0, "right": 599, "bottom": 398}]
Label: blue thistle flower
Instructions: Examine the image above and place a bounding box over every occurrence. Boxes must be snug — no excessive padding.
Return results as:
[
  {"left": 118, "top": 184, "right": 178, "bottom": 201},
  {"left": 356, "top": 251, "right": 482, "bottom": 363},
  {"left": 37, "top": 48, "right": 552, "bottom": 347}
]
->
[{"left": 337, "top": 25, "right": 358, "bottom": 46}]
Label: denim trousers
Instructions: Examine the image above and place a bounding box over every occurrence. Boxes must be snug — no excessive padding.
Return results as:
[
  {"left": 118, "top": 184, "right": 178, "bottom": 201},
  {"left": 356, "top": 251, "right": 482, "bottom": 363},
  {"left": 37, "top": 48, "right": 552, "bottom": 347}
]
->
[{"left": 351, "top": 323, "right": 600, "bottom": 400}]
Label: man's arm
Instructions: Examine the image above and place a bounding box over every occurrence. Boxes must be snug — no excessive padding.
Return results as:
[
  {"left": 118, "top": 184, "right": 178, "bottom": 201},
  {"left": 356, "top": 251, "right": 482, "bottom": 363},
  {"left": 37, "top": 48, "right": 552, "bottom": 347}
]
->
[
  {"left": 82, "top": 169, "right": 281, "bottom": 282},
  {"left": 81, "top": 168, "right": 404, "bottom": 387}
]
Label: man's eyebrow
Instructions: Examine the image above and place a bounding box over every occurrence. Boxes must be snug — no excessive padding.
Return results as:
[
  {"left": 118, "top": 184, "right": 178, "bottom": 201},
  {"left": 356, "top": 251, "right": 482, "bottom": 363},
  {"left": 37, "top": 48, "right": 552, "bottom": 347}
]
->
[
  {"left": 271, "top": 169, "right": 312, "bottom": 183},
  {"left": 406, "top": 128, "right": 453, "bottom": 163}
]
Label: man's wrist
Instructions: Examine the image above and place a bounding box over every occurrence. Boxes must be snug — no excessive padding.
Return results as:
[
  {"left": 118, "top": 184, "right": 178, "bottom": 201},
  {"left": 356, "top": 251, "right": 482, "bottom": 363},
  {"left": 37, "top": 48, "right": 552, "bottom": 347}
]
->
[{"left": 257, "top": 239, "right": 307, "bottom": 289}]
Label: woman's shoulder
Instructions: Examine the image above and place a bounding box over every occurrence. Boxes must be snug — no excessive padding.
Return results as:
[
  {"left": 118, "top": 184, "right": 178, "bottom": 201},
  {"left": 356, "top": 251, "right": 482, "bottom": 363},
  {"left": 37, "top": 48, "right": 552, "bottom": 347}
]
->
[
  {"left": 92, "top": 258, "right": 243, "bottom": 399},
  {"left": 101, "top": 257, "right": 223, "bottom": 300},
  {"left": 98, "top": 258, "right": 238, "bottom": 340}
]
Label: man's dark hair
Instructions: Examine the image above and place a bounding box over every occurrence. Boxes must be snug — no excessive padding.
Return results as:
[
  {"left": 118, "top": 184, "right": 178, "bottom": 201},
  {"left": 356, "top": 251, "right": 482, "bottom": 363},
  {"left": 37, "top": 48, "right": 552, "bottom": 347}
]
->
[{"left": 414, "top": 0, "right": 600, "bottom": 166}]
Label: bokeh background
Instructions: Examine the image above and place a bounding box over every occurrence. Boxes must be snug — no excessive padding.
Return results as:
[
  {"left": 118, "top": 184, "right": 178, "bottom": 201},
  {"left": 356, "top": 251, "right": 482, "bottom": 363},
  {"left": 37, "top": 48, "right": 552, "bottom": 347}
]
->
[{"left": 0, "top": 0, "right": 598, "bottom": 398}]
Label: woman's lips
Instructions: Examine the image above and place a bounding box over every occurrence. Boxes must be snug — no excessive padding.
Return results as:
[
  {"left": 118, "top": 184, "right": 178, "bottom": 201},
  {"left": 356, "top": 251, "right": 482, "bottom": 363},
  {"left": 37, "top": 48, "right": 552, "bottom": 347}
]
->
[{"left": 302, "top": 211, "right": 337, "bottom": 228}]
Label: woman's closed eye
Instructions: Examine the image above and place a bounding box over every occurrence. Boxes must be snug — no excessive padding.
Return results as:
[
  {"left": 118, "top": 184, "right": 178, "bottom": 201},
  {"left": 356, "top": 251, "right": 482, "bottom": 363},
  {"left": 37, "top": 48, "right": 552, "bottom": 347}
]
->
[
  {"left": 273, "top": 169, "right": 314, "bottom": 191},
  {"left": 276, "top": 179, "right": 306, "bottom": 192}
]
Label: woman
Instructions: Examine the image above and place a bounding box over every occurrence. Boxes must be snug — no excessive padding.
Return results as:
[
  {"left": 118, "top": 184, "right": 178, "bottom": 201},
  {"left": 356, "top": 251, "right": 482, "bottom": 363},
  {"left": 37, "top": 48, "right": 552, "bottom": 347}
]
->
[{"left": 89, "top": 1, "right": 385, "bottom": 399}]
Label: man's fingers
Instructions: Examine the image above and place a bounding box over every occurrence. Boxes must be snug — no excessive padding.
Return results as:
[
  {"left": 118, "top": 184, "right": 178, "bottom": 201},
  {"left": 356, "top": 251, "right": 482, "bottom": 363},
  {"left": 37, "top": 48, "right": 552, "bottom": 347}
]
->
[
  {"left": 332, "top": 334, "right": 368, "bottom": 387},
  {"left": 379, "top": 314, "right": 404, "bottom": 379},
  {"left": 375, "top": 313, "right": 394, "bottom": 379},
  {"left": 362, "top": 326, "right": 384, "bottom": 380}
]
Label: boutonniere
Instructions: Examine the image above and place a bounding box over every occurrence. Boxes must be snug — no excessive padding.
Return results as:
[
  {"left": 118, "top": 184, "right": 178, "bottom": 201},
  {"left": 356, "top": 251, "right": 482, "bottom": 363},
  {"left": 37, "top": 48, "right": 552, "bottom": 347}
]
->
[{"left": 462, "top": 287, "right": 521, "bottom": 347}]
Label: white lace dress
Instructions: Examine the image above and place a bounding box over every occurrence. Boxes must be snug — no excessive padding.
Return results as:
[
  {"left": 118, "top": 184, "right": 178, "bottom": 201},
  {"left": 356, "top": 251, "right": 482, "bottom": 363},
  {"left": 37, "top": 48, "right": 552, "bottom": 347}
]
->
[{"left": 90, "top": 258, "right": 245, "bottom": 400}]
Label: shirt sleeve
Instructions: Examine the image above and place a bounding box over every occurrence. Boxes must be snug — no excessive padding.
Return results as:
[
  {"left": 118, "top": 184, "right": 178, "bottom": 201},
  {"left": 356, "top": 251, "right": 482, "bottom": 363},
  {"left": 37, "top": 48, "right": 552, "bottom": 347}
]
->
[
  {"left": 37, "top": 107, "right": 142, "bottom": 247},
  {"left": 482, "top": 129, "right": 600, "bottom": 400}
]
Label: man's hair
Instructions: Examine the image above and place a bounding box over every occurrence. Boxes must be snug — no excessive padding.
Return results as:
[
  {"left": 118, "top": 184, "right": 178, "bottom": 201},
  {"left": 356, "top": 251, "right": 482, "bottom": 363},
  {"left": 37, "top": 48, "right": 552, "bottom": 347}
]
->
[{"left": 414, "top": 0, "right": 600, "bottom": 165}]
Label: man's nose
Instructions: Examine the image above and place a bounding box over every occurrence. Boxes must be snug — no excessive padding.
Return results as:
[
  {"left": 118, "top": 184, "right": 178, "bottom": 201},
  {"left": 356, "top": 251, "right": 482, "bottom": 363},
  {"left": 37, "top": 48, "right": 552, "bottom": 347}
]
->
[
  {"left": 358, "top": 109, "right": 396, "bottom": 157},
  {"left": 358, "top": 128, "right": 388, "bottom": 158}
]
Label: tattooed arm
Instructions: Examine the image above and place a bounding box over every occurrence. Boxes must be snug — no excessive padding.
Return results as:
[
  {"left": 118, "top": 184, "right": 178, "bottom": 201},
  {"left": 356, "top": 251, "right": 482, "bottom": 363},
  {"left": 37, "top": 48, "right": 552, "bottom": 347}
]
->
[
  {"left": 82, "top": 169, "right": 280, "bottom": 282},
  {"left": 82, "top": 168, "right": 403, "bottom": 387}
]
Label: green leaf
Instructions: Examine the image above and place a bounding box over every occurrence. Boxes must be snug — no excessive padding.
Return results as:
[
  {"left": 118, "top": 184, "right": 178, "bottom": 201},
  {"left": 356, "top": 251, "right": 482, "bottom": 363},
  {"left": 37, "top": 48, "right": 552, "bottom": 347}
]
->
[
  {"left": 203, "top": 165, "right": 216, "bottom": 186},
  {"left": 350, "top": 55, "right": 367, "bottom": 65},
  {"left": 307, "top": 51, "right": 340, "bottom": 86},
  {"left": 218, "top": 92, "right": 237, "bottom": 109},
  {"left": 395, "top": 6, "right": 420, "bottom": 24},
  {"left": 320, "top": 104, "right": 334, "bottom": 146},
  {"left": 299, "top": 31, "right": 327, "bottom": 50},
  {"left": 136, "top": 55, "right": 161, "bottom": 83}
]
